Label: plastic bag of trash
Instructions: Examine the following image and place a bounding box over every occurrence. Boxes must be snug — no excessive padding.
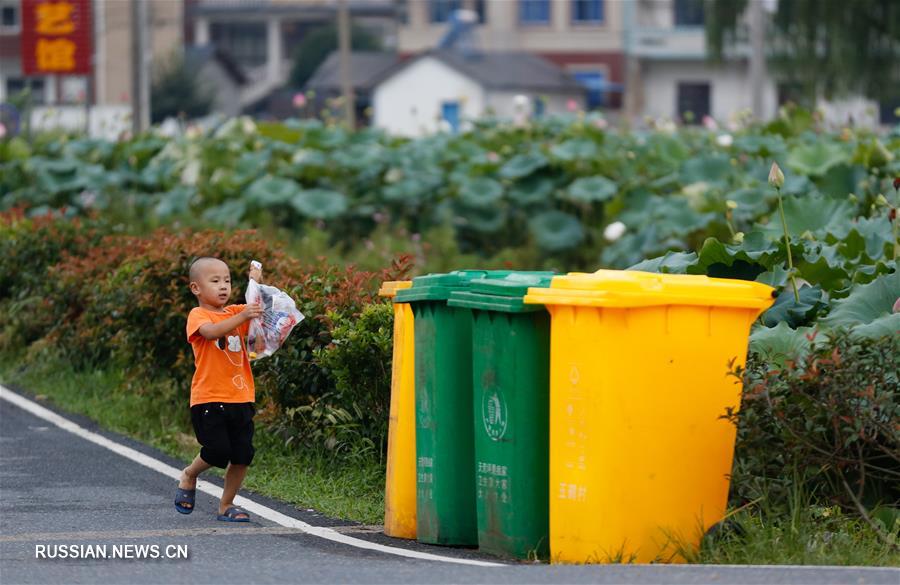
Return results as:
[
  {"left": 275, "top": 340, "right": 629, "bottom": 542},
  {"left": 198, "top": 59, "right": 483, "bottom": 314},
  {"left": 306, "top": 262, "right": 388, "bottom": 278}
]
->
[{"left": 245, "top": 270, "right": 304, "bottom": 360}]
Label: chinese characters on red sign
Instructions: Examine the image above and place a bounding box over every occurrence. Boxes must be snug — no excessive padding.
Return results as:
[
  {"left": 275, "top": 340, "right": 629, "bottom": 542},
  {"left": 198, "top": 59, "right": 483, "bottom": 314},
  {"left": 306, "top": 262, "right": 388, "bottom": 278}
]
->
[{"left": 21, "top": 0, "right": 92, "bottom": 75}]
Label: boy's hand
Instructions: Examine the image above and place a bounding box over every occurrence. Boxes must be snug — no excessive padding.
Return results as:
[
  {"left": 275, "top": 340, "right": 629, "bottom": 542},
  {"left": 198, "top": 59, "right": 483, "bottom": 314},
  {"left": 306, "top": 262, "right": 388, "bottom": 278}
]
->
[{"left": 241, "top": 301, "right": 264, "bottom": 322}]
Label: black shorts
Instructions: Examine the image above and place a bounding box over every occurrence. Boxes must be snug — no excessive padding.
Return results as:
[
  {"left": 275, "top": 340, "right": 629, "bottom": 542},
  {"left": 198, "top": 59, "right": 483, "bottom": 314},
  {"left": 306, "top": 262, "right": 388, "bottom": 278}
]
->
[{"left": 190, "top": 402, "right": 255, "bottom": 469}]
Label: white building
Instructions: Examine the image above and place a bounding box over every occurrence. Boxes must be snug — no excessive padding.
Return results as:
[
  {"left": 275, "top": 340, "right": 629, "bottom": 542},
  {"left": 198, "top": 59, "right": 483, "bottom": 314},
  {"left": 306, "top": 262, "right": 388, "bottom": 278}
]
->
[
  {"left": 371, "top": 49, "right": 585, "bottom": 137},
  {"left": 624, "top": 0, "right": 893, "bottom": 127}
]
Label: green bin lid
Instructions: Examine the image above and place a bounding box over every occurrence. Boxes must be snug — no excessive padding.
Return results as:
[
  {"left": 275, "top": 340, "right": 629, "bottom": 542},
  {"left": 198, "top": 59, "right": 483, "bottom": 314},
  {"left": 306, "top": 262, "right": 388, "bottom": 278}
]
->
[
  {"left": 447, "top": 272, "right": 555, "bottom": 313},
  {"left": 394, "top": 270, "right": 515, "bottom": 303}
]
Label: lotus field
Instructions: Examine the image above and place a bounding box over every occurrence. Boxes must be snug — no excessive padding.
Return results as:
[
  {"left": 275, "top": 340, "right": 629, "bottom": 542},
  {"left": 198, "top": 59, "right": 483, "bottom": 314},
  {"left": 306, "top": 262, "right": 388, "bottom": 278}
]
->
[{"left": 2, "top": 108, "right": 898, "bottom": 349}]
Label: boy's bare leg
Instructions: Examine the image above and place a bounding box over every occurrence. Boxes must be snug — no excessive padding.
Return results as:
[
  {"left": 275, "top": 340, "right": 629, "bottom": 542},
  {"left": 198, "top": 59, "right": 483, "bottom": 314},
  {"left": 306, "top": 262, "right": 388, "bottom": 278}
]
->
[
  {"left": 177, "top": 454, "right": 211, "bottom": 509},
  {"left": 219, "top": 463, "right": 249, "bottom": 517}
]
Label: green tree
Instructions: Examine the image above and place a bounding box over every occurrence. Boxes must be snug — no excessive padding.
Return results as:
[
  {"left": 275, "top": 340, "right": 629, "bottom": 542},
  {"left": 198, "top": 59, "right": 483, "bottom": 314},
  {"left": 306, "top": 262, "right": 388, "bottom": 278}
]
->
[
  {"left": 705, "top": 0, "right": 900, "bottom": 102},
  {"left": 150, "top": 53, "right": 214, "bottom": 124},
  {"left": 289, "top": 23, "right": 382, "bottom": 89}
]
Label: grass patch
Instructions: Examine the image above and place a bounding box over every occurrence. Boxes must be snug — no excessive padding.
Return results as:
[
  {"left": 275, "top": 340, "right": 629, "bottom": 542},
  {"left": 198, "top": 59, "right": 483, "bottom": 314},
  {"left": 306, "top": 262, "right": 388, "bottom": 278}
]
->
[
  {"left": 0, "top": 351, "right": 385, "bottom": 525},
  {"left": 696, "top": 500, "right": 900, "bottom": 566}
]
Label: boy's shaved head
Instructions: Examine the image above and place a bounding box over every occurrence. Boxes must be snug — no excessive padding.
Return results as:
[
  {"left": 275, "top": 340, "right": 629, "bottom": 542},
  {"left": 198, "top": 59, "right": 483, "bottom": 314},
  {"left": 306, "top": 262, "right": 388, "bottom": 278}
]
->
[{"left": 189, "top": 257, "right": 228, "bottom": 282}]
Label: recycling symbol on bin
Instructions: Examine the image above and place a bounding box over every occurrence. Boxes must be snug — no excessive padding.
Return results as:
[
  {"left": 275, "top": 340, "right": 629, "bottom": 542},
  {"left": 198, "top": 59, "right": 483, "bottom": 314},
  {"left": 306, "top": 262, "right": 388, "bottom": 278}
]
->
[{"left": 482, "top": 389, "right": 508, "bottom": 441}]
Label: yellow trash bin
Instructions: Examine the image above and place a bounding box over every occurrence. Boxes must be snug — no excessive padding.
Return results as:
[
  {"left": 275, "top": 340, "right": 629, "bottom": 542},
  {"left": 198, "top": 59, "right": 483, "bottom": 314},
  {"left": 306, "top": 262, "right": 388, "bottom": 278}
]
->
[
  {"left": 524, "top": 270, "right": 775, "bottom": 564},
  {"left": 379, "top": 281, "right": 417, "bottom": 539}
]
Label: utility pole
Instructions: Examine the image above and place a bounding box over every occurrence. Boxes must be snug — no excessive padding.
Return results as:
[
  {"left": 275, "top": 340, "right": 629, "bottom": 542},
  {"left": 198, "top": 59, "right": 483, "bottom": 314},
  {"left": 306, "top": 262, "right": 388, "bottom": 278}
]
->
[
  {"left": 337, "top": 0, "right": 355, "bottom": 129},
  {"left": 749, "top": 0, "right": 766, "bottom": 120},
  {"left": 131, "top": 0, "right": 150, "bottom": 133}
]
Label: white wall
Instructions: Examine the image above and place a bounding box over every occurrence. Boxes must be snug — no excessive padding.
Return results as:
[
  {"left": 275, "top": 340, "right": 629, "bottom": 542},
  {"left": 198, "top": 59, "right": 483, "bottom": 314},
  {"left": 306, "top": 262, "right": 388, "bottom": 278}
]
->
[
  {"left": 29, "top": 105, "right": 132, "bottom": 140},
  {"left": 486, "top": 90, "right": 582, "bottom": 119},
  {"left": 640, "top": 60, "right": 778, "bottom": 122},
  {"left": 639, "top": 60, "right": 884, "bottom": 127},
  {"left": 817, "top": 96, "right": 881, "bottom": 128},
  {"left": 373, "top": 56, "right": 484, "bottom": 137}
]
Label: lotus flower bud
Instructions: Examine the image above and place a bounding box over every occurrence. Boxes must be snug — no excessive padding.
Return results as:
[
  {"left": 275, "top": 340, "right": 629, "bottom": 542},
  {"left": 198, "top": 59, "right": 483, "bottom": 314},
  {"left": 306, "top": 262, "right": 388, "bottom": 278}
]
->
[{"left": 768, "top": 162, "right": 784, "bottom": 189}]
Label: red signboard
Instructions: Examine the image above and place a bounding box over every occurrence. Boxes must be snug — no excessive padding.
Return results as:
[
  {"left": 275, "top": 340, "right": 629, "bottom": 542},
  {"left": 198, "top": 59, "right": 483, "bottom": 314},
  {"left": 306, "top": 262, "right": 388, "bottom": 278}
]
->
[{"left": 20, "top": 0, "right": 92, "bottom": 75}]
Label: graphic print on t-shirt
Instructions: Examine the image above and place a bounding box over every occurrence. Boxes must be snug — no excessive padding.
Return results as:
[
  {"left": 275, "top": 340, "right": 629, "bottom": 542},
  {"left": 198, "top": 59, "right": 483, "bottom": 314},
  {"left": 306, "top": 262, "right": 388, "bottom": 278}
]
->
[{"left": 215, "top": 333, "right": 247, "bottom": 387}]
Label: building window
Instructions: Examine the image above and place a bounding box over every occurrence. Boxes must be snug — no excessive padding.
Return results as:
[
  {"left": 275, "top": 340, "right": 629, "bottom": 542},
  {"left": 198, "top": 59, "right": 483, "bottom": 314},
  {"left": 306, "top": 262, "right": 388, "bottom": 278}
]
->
[
  {"left": 573, "top": 71, "right": 605, "bottom": 109},
  {"left": 677, "top": 82, "right": 711, "bottom": 123},
  {"left": 777, "top": 82, "right": 807, "bottom": 107},
  {"left": 442, "top": 101, "right": 460, "bottom": 133},
  {"left": 673, "top": 0, "right": 705, "bottom": 26},
  {"left": 6, "top": 78, "right": 46, "bottom": 104},
  {"left": 473, "top": 0, "right": 486, "bottom": 23},
  {"left": 571, "top": 0, "right": 604, "bottom": 24},
  {"left": 0, "top": 1, "right": 20, "bottom": 32},
  {"left": 430, "top": 0, "right": 462, "bottom": 23},
  {"left": 880, "top": 98, "right": 900, "bottom": 126},
  {"left": 210, "top": 22, "right": 267, "bottom": 68},
  {"left": 397, "top": 0, "right": 409, "bottom": 25},
  {"left": 520, "top": 0, "right": 550, "bottom": 24}
]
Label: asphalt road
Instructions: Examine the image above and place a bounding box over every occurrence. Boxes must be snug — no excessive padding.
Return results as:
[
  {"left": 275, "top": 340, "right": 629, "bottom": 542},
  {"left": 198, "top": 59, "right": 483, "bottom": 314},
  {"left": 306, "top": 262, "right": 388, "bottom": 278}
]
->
[{"left": 1, "top": 388, "right": 898, "bottom": 585}]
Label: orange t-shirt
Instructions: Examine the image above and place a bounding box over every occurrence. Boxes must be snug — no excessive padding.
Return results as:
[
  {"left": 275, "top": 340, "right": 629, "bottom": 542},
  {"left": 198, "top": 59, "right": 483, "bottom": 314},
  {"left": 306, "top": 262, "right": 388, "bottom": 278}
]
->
[{"left": 186, "top": 305, "right": 255, "bottom": 407}]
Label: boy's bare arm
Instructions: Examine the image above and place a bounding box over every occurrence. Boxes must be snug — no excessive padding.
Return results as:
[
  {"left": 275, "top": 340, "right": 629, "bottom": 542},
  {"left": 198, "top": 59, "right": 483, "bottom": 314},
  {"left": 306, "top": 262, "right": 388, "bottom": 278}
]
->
[{"left": 198, "top": 304, "right": 263, "bottom": 340}]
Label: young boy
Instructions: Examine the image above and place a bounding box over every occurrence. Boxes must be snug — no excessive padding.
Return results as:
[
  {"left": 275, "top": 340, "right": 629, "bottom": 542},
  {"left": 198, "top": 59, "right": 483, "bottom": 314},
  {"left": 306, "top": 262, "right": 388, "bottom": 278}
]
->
[{"left": 174, "top": 257, "right": 264, "bottom": 522}]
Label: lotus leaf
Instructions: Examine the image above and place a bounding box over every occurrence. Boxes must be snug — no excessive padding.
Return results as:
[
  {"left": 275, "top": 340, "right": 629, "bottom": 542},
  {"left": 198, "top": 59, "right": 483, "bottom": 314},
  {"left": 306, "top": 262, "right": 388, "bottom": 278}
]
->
[
  {"left": 787, "top": 142, "right": 848, "bottom": 176},
  {"left": 822, "top": 269, "right": 899, "bottom": 330},
  {"left": 509, "top": 176, "right": 555, "bottom": 206},
  {"left": 499, "top": 152, "right": 548, "bottom": 179},
  {"left": 732, "top": 134, "right": 786, "bottom": 157},
  {"left": 726, "top": 188, "right": 771, "bottom": 223},
  {"left": 749, "top": 322, "right": 821, "bottom": 368},
  {"left": 627, "top": 251, "right": 698, "bottom": 274},
  {"left": 290, "top": 188, "right": 348, "bottom": 219},
  {"left": 679, "top": 154, "right": 732, "bottom": 186},
  {"left": 382, "top": 173, "right": 443, "bottom": 204},
  {"left": 565, "top": 176, "right": 617, "bottom": 204},
  {"left": 457, "top": 205, "right": 506, "bottom": 233},
  {"left": 693, "top": 233, "right": 781, "bottom": 279},
  {"left": 757, "top": 194, "right": 853, "bottom": 240},
  {"left": 830, "top": 216, "right": 894, "bottom": 262},
  {"left": 456, "top": 177, "right": 503, "bottom": 208},
  {"left": 155, "top": 186, "right": 195, "bottom": 218},
  {"left": 817, "top": 163, "right": 862, "bottom": 198},
  {"left": 291, "top": 149, "right": 329, "bottom": 168},
  {"left": 550, "top": 139, "right": 598, "bottom": 162},
  {"left": 246, "top": 176, "right": 301, "bottom": 206},
  {"left": 851, "top": 313, "right": 900, "bottom": 339},
  {"left": 202, "top": 199, "right": 247, "bottom": 226},
  {"left": 762, "top": 285, "right": 826, "bottom": 328},
  {"left": 528, "top": 210, "right": 585, "bottom": 252}
]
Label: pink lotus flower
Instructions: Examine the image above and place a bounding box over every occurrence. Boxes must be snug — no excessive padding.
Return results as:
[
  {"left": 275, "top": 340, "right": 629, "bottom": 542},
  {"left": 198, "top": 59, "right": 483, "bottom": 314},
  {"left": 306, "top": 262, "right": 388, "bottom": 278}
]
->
[
  {"left": 702, "top": 115, "right": 718, "bottom": 130},
  {"left": 567, "top": 99, "right": 579, "bottom": 112},
  {"left": 0, "top": 122, "right": 6, "bottom": 139},
  {"left": 293, "top": 93, "right": 307, "bottom": 108}
]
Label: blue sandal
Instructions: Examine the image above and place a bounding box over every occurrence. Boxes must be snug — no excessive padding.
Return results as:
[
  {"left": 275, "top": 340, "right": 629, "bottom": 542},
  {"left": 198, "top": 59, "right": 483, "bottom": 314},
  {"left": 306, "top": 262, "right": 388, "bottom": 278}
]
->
[
  {"left": 217, "top": 506, "right": 250, "bottom": 522},
  {"left": 174, "top": 487, "right": 196, "bottom": 515}
]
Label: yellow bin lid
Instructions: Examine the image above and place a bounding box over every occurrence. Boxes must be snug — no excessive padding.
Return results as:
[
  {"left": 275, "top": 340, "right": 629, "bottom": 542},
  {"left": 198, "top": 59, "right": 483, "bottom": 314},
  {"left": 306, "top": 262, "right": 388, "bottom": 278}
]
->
[
  {"left": 523, "top": 269, "right": 776, "bottom": 309},
  {"left": 378, "top": 280, "right": 412, "bottom": 299}
]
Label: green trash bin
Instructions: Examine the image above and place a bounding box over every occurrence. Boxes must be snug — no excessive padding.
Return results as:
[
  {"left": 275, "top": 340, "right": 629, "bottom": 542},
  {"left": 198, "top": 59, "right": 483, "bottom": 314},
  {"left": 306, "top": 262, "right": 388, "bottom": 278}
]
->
[
  {"left": 395, "top": 270, "right": 526, "bottom": 546},
  {"left": 448, "top": 273, "right": 554, "bottom": 559}
]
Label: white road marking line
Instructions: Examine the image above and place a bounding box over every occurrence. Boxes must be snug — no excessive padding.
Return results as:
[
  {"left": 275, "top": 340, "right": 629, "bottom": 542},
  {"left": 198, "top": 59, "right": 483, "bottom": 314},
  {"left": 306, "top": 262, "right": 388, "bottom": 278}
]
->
[
  {"left": 0, "top": 527, "right": 306, "bottom": 542},
  {"left": 0, "top": 386, "right": 504, "bottom": 567}
]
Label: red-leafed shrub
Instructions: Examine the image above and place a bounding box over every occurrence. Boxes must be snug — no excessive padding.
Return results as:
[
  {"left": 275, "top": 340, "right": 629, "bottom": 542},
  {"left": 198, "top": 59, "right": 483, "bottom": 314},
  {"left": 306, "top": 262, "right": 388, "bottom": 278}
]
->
[{"left": 1, "top": 215, "right": 412, "bottom": 452}]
